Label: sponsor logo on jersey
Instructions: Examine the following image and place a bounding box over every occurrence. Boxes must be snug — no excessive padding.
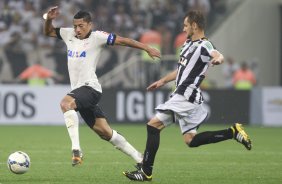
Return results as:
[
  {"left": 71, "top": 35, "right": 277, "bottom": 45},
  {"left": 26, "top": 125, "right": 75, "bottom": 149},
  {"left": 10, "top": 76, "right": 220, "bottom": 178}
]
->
[{"left": 67, "top": 50, "right": 86, "bottom": 58}]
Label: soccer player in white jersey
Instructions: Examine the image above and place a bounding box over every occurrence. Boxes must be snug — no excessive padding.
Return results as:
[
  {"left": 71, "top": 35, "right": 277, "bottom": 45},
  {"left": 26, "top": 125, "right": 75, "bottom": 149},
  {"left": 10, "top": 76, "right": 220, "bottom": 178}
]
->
[
  {"left": 123, "top": 10, "right": 252, "bottom": 181},
  {"left": 44, "top": 7, "right": 160, "bottom": 167}
]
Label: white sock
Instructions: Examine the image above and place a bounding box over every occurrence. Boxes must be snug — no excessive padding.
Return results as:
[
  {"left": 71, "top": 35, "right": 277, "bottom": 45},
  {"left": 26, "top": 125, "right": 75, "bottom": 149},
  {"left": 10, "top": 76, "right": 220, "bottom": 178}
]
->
[
  {"left": 109, "top": 130, "right": 143, "bottom": 163},
  {"left": 63, "top": 110, "right": 81, "bottom": 151}
]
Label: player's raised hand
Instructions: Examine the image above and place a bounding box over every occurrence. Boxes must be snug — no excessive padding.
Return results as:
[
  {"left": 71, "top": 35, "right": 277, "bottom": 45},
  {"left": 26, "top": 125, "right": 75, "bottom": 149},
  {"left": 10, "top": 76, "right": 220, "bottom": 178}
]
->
[
  {"left": 146, "top": 47, "right": 161, "bottom": 60},
  {"left": 45, "top": 6, "right": 59, "bottom": 20},
  {"left": 146, "top": 79, "right": 165, "bottom": 91}
]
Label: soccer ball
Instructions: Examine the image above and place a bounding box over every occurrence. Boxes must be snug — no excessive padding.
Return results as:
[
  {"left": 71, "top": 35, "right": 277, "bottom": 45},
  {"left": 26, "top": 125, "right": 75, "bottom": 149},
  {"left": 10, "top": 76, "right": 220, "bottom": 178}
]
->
[{"left": 7, "top": 151, "right": 31, "bottom": 174}]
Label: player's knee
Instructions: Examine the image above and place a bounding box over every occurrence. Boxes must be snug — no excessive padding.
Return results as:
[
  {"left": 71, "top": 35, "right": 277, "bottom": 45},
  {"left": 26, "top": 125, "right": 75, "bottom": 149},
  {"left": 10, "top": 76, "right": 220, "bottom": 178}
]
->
[
  {"left": 184, "top": 139, "right": 193, "bottom": 147},
  {"left": 183, "top": 134, "right": 196, "bottom": 147},
  {"left": 60, "top": 100, "right": 68, "bottom": 112},
  {"left": 60, "top": 100, "right": 73, "bottom": 112},
  {"left": 60, "top": 97, "right": 76, "bottom": 112},
  {"left": 147, "top": 117, "right": 165, "bottom": 130}
]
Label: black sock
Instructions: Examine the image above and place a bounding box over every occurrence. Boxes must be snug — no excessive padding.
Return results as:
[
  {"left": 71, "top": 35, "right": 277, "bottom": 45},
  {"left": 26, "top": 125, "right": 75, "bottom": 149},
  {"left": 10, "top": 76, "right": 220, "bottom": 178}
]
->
[
  {"left": 142, "top": 125, "right": 160, "bottom": 176},
  {"left": 189, "top": 128, "right": 233, "bottom": 147}
]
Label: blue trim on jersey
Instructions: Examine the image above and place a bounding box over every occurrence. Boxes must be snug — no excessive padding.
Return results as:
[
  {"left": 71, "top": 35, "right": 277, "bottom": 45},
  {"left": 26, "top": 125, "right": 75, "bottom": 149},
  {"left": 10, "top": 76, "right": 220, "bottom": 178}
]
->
[{"left": 107, "top": 33, "right": 116, "bottom": 45}]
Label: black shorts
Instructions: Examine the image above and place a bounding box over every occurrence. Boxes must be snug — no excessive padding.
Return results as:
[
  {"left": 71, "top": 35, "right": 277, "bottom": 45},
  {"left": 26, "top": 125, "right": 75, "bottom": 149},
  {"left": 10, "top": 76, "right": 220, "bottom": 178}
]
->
[{"left": 67, "top": 86, "right": 106, "bottom": 128}]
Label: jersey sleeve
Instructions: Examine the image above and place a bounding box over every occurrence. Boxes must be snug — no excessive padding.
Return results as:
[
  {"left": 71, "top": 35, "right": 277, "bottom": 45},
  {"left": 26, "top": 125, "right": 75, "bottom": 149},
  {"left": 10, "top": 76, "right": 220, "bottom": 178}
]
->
[
  {"left": 201, "top": 41, "right": 217, "bottom": 63},
  {"left": 56, "top": 28, "right": 74, "bottom": 42},
  {"left": 94, "top": 31, "right": 116, "bottom": 46}
]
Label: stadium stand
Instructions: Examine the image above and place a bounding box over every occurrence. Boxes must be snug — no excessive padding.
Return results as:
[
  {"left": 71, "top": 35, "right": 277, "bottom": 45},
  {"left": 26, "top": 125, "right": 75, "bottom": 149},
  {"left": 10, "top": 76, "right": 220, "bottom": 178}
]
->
[{"left": 0, "top": 0, "right": 230, "bottom": 86}]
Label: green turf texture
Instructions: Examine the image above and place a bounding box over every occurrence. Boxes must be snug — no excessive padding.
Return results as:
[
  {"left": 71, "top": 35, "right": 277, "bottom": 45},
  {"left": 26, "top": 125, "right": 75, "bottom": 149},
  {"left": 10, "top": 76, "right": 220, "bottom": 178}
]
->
[{"left": 0, "top": 124, "right": 281, "bottom": 184}]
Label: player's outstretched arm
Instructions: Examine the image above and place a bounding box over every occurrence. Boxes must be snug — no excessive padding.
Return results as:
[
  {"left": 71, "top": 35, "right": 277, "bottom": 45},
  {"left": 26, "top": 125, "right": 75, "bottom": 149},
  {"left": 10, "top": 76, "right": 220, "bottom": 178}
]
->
[
  {"left": 210, "top": 50, "right": 224, "bottom": 66},
  {"left": 115, "top": 36, "right": 161, "bottom": 60},
  {"left": 147, "top": 70, "right": 178, "bottom": 91},
  {"left": 44, "top": 6, "right": 59, "bottom": 37}
]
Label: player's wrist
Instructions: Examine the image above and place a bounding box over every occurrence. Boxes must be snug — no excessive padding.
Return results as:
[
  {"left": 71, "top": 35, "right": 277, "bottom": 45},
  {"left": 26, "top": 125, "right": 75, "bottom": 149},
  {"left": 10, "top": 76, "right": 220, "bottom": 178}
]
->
[
  {"left": 45, "top": 18, "right": 53, "bottom": 22},
  {"left": 144, "top": 45, "right": 151, "bottom": 52}
]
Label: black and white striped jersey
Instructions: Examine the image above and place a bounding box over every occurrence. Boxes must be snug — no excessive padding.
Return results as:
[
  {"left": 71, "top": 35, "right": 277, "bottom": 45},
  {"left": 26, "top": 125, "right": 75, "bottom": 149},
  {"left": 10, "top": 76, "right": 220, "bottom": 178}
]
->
[{"left": 174, "top": 37, "right": 216, "bottom": 104}]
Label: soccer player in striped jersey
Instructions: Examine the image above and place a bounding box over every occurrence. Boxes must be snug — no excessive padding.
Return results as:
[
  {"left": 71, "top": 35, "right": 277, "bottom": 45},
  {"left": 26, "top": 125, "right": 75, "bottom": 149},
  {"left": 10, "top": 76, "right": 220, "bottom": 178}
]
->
[
  {"left": 44, "top": 7, "right": 160, "bottom": 167},
  {"left": 123, "top": 10, "right": 252, "bottom": 181}
]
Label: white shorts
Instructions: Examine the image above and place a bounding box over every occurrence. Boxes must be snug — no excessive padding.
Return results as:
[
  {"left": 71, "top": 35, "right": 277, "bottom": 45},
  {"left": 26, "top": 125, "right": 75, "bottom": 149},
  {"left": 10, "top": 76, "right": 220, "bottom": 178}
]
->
[{"left": 155, "top": 94, "right": 208, "bottom": 134}]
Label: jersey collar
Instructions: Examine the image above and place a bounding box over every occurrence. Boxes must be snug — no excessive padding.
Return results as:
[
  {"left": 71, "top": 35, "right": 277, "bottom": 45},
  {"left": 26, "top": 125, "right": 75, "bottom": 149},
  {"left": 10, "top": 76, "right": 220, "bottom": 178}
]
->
[{"left": 192, "top": 37, "right": 207, "bottom": 42}]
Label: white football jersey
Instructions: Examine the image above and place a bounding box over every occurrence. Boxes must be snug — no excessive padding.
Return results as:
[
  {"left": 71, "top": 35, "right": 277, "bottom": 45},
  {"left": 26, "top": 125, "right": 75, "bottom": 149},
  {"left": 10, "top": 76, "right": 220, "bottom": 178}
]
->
[{"left": 57, "top": 28, "right": 116, "bottom": 92}]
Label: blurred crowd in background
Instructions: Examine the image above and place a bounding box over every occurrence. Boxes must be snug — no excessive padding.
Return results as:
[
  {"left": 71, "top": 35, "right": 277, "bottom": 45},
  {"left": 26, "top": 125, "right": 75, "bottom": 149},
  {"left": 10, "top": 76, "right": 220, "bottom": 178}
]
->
[{"left": 0, "top": 0, "right": 256, "bottom": 89}]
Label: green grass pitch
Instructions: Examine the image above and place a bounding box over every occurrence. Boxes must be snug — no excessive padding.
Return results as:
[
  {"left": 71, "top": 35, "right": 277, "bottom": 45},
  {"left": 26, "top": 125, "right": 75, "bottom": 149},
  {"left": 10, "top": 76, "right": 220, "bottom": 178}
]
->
[{"left": 0, "top": 124, "right": 281, "bottom": 184}]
